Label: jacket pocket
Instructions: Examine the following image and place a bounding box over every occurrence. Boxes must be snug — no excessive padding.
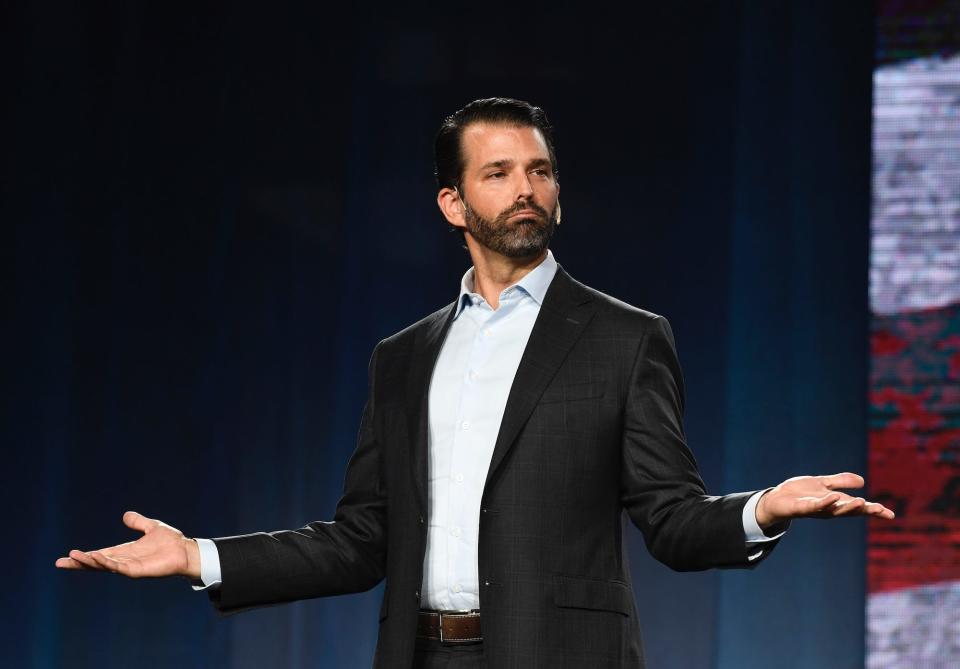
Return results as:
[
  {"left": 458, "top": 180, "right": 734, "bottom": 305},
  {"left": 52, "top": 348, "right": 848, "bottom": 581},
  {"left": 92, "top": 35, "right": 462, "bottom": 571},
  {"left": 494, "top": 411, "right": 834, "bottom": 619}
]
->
[
  {"left": 538, "top": 381, "right": 606, "bottom": 404},
  {"left": 553, "top": 574, "right": 633, "bottom": 617}
]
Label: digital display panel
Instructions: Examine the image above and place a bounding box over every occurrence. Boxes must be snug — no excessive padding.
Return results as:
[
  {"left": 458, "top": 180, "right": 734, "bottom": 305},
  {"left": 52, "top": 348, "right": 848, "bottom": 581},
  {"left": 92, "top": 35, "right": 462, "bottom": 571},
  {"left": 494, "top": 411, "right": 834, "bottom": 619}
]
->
[{"left": 868, "top": 3, "right": 960, "bottom": 666}]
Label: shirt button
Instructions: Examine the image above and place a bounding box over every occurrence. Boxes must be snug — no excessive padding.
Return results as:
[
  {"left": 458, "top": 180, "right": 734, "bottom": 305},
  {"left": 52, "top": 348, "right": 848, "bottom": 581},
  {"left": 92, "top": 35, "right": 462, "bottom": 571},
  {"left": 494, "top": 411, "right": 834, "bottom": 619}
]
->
[
  {"left": 468, "top": 370, "right": 478, "bottom": 382},
  {"left": 483, "top": 328, "right": 492, "bottom": 337},
  {"left": 455, "top": 473, "right": 464, "bottom": 483},
  {"left": 452, "top": 583, "right": 462, "bottom": 593},
  {"left": 451, "top": 526, "right": 461, "bottom": 538},
  {"left": 461, "top": 421, "right": 470, "bottom": 430}
]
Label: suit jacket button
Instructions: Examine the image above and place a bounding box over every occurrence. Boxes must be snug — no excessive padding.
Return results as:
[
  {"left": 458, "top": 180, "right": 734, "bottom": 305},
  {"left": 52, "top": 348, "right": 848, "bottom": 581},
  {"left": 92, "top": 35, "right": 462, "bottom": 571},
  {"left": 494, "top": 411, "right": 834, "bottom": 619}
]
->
[{"left": 419, "top": 515, "right": 424, "bottom": 524}]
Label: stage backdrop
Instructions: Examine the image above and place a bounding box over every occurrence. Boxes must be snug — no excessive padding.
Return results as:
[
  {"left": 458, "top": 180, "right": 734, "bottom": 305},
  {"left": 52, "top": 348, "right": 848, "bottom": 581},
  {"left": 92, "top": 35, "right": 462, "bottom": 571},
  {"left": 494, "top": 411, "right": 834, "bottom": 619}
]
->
[
  {"left": 868, "top": 2, "right": 960, "bottom": 667},
  {"left": 4, "top": 2, "right": 878, "bottom": 667}
]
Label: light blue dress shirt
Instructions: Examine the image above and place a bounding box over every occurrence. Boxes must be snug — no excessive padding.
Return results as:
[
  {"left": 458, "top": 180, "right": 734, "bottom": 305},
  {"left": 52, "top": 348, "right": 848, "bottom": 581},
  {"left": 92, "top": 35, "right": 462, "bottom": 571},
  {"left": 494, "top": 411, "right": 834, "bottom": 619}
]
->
[{"left": 194, "top": 250, "right": 781, "bottom": 594}]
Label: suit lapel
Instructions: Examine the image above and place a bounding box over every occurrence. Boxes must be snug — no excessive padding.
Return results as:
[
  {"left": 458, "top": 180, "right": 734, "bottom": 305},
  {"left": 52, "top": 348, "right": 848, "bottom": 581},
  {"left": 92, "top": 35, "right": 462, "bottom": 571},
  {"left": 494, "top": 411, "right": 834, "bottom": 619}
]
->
[
  {"left": 405, "top": 300, "right": 457, "bottom": 515},
  {"left": 403, "top": 264, "right": 596, "bottom": 514},
  {"left": 483, "top": 265, "right": 595, "bottom": 489}
]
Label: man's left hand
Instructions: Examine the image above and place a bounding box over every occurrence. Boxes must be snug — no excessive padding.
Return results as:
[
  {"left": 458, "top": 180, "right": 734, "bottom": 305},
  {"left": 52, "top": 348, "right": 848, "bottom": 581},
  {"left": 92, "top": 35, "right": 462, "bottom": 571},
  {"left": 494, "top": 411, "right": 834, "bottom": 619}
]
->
[{"left": 755, "top": 472, "right": 895, "bottom": 530}]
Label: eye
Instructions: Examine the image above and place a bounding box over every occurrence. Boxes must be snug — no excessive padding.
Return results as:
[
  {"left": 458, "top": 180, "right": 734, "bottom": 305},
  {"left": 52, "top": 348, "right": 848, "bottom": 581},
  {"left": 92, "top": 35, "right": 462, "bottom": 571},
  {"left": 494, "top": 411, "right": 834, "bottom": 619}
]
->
[
  {"left": 532, "top": 168, "right": 550, "bottom": 178},
  {"left": 488, "top": 171, "right": 506, "bottom": 179}
]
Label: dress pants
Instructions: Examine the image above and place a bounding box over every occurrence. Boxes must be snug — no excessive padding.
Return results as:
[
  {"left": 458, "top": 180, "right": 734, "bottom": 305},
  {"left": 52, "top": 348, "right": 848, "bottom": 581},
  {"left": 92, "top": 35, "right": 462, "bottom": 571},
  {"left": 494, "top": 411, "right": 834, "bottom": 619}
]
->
[{"left": 411, "top": 638, "right": 486, "bottom": 668}]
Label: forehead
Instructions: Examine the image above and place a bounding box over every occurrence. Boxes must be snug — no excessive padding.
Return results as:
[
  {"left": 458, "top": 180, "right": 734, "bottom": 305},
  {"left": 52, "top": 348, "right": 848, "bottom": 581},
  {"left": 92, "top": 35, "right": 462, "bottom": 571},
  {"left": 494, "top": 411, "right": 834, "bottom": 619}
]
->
[{"left": 460, "top": 123, "right": 550, "bottom": 169}]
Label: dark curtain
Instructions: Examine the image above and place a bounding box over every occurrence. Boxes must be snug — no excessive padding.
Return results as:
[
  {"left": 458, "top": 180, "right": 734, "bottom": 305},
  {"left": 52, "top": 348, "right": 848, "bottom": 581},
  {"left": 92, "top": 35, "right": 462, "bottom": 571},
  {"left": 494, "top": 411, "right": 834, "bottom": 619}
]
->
[{"left": 3, "top": 2, "right": 872, "bottom": 667}]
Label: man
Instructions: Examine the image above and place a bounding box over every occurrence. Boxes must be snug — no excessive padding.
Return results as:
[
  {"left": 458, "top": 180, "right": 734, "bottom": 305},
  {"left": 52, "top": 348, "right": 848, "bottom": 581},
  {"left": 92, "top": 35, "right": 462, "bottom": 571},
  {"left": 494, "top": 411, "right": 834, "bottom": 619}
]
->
[{"left": 57, "top": 98, "right": 894, "bottom": 668}]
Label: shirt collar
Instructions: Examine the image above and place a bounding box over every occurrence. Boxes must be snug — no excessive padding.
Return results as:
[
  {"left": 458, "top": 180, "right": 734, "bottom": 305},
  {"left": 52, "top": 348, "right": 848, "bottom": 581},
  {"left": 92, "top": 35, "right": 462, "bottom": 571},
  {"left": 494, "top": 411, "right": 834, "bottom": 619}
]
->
[{"left": 454, "top": 249, "right": 559, "bottom": 319}]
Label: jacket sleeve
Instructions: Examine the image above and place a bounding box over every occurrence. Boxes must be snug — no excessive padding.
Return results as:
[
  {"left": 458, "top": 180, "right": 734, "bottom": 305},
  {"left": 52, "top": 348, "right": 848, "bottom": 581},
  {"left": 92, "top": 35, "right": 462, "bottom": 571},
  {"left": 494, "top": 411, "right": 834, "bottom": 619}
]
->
[
  {"left": 208, "top": 341, "right": 388, "bottom": 615},
  {"left": 620, "top": 316, "right": 782, "bottom": 571}
]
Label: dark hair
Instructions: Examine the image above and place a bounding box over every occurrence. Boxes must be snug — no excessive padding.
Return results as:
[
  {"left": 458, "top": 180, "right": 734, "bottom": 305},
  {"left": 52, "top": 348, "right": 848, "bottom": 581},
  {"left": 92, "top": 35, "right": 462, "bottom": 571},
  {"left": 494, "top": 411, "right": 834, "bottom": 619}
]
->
[{"left": 434, "top": 97, "right": 559, "bottom": 195}]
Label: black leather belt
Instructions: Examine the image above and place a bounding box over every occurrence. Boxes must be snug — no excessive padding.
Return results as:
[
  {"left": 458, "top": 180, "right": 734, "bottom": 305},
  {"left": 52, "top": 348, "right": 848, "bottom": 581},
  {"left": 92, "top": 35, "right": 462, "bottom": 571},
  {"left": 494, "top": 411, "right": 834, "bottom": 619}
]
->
[{"left": 416, "top": 609, "right": 482, "bottom": 644}]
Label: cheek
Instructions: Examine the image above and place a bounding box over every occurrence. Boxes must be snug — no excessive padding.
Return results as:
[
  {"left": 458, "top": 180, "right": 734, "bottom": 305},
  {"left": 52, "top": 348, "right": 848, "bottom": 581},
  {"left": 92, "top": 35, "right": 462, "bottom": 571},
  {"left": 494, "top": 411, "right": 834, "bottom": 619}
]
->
[
  {"left": 468, "top": 188, "right": 506, "bottom": 214},
  {"left": 535, "top": 182, "right": 559, "bottom": 201}
]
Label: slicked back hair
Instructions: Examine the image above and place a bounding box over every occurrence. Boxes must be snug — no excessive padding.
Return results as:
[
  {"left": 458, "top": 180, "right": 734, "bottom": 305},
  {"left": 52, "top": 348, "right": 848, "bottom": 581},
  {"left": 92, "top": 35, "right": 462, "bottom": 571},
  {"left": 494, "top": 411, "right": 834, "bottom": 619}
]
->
[{"left": 434, "top": 97, "right": 559, "bottom": 197}]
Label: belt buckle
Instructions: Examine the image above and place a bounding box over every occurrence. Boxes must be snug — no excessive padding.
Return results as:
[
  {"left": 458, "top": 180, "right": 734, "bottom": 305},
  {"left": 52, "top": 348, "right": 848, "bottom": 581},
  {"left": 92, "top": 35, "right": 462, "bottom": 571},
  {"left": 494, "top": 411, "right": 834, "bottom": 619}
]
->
[{"left": 436, "top": 609, "right": 474, "bottom": 645}]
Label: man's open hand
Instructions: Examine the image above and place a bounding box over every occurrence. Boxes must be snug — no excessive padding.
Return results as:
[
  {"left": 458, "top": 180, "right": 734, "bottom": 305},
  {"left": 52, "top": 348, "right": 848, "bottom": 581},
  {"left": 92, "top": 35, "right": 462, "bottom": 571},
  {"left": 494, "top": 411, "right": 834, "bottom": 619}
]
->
[
  {"left": 755, "top": 472, "right": 895, "bottom": 530},
  {"left": 54, "top": 511, "right": 201, "bottom": 580}
]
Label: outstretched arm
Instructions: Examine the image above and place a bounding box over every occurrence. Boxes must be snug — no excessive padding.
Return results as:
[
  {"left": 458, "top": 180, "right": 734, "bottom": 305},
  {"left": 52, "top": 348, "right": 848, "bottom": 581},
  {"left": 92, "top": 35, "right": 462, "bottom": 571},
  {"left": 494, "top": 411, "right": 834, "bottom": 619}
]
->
[
  {"left": 621, "top": 315, "right": 770, "bottom": 571},
  {"left": 621, "top": 316, "right": 894, "bottom": 572}
]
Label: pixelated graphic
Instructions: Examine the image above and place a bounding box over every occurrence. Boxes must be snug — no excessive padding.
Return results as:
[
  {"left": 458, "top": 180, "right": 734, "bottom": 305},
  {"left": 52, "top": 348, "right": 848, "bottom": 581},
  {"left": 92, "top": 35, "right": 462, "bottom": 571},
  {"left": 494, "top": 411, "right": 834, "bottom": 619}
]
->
[{"left": 867, "top": 3, "right": 960, "bottom": 666}]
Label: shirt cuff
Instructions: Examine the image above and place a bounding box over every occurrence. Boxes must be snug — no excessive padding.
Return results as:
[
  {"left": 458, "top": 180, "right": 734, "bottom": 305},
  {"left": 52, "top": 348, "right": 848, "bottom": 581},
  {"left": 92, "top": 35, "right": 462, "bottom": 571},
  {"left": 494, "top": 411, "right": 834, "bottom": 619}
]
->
[
  {"left": 743, "top": 488, "right": 787, "bottom": 542},
  {"left": 190, "top": 538, "right": 222, "bottom": 591}
]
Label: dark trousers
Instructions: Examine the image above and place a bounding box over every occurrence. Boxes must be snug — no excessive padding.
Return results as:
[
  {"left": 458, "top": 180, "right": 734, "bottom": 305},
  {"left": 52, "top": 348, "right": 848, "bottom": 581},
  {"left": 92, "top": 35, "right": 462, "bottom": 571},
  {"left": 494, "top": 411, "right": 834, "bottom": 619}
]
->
[{"left": 412, "top": 638, "right": 485, "bottom": 668}]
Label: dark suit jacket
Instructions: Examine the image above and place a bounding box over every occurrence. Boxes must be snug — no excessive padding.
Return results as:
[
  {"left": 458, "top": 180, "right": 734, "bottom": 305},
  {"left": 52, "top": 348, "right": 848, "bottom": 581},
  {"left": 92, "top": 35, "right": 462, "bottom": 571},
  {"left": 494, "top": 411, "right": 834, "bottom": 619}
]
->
[{"left": 208, "top": 264, "right": 781, "bottom": 668}]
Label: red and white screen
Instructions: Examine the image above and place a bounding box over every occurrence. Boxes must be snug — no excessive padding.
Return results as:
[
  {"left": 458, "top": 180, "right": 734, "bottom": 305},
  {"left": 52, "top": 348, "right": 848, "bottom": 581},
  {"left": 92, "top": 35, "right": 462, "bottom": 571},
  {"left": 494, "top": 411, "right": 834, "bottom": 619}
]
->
[{"left": 868, "top": 5, "right": 960, "bottom": 666}]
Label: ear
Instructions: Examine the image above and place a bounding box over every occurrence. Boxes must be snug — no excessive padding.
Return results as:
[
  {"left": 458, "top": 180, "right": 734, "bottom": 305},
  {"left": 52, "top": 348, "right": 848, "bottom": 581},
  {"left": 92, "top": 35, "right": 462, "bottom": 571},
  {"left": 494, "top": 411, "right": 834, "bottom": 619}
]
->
[{"left": 437, "top": 187, "right": 467, "bottom": 230}]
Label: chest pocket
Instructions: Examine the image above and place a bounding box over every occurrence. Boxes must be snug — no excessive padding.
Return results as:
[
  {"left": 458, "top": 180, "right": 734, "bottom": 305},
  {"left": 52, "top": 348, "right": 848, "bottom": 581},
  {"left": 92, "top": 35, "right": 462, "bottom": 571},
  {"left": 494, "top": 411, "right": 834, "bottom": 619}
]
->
[{"left": 534, "top": 381, "right": 606, "bottom": 435}]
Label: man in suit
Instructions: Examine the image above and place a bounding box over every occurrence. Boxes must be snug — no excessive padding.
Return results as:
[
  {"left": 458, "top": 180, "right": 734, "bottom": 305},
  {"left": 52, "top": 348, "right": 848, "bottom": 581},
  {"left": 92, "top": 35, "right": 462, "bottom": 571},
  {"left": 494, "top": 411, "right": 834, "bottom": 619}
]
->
[{"left": 57, "top": 98, "right": 894, "bottom": 668}]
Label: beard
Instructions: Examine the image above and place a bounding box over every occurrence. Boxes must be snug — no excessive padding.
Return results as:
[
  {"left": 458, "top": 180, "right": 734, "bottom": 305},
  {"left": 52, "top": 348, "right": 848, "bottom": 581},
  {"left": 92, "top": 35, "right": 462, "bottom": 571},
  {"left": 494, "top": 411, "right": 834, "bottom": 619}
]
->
[{"left": 462, "top": 197, "right": 558, "bottom": 259}]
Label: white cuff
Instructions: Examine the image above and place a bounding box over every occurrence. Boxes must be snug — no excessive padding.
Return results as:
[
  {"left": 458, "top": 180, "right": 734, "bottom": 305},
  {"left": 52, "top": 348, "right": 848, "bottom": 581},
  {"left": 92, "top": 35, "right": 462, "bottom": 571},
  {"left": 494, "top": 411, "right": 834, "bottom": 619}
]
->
[
  {"left": 743, "top": 488, "right": 787, "bottom": 544},
  {"left": 190, "top": 538, "right": 222, "bottom": 591}
]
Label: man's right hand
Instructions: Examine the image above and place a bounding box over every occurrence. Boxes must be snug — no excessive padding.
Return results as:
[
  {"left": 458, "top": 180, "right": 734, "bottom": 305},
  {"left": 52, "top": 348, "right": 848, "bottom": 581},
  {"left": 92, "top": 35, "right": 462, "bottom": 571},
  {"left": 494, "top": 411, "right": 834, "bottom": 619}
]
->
[{"left": 54, "top": 511, "right": 201, "bottom": 580}]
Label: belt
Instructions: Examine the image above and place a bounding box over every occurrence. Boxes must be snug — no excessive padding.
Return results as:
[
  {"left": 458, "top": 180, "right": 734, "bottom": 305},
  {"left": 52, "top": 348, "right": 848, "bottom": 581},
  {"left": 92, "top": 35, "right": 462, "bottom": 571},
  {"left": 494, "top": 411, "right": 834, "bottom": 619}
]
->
[{"left": 416, "top": 609, "right": 482, "bottom": 644}]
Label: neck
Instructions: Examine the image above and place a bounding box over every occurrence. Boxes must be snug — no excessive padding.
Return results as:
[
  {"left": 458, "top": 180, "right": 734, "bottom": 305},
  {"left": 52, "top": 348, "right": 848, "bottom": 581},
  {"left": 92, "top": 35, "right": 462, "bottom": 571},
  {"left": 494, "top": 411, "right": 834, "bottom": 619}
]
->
[{"left": 465, "top": 239, "right": 547, "bottom": 310}]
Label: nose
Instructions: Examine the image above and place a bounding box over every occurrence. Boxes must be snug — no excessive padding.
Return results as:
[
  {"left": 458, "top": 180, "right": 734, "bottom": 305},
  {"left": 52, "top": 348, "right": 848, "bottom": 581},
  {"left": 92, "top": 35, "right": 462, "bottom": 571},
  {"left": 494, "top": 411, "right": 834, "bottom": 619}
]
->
[{"left": 516, "top": 173, "right": 534, "bottom": 200}]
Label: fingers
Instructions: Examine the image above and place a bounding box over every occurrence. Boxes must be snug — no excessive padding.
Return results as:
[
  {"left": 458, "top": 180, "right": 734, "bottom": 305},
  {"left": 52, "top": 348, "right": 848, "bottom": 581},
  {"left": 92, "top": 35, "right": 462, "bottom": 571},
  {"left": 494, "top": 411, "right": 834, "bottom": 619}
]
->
[
  {"left": 56, "top": 548, "right": 140, "bottom": 576},
  {"left": 824, "top": 496, "right": 896, "bottom": 519},
  {"left": 65, "top": 549, "right": 135, "bottom": 576},
  {"left": 55, "top": 556, "right": 91, "bottom": 570},
  {"left": 793, "top": 492, "right": 878, "bottom": 518},
  {"left": 790, "top": 493, "right": 864, "bottom": 519},
  {"left": 55, "top": 511, "right": 161, "bottom": 576},
  {"left": 795, "top": 492, "right": 841, "bottom": 515},
  {"left": 818, "top": 474, "right": 896, "bottom": 518},
  {"left": 865, "top": 501, "right": 896, "bottom": 519},
  {"left": 66, "top": 549, "right": 102, "bottom": 570},
  {"left": 87, "top": 550, "right": 130, "bottom": 575},
  {"left": 829, "top": 496, "right": 866, "bottom": 516},
  {"left": 122, "top": 511, "right": 156, "bottom": 534},
  {"left": 819, "top": 472, "right": 865, "bottom": 491}
]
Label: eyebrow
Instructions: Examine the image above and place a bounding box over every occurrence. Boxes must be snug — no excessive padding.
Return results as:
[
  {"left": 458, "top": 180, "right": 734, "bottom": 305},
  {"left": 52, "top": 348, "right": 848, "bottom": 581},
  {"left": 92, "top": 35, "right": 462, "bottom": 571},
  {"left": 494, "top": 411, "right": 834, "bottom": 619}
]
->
[{"left": 478, "top": 158, "right": 552, "bottom": 171}]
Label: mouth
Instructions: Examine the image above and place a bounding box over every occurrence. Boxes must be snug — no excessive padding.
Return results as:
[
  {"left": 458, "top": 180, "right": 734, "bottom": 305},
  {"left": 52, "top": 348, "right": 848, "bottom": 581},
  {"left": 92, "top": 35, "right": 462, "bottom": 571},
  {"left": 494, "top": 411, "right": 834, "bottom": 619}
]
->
[{"left": 509, "top": 210, "right": 541, "bottom": 221}]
